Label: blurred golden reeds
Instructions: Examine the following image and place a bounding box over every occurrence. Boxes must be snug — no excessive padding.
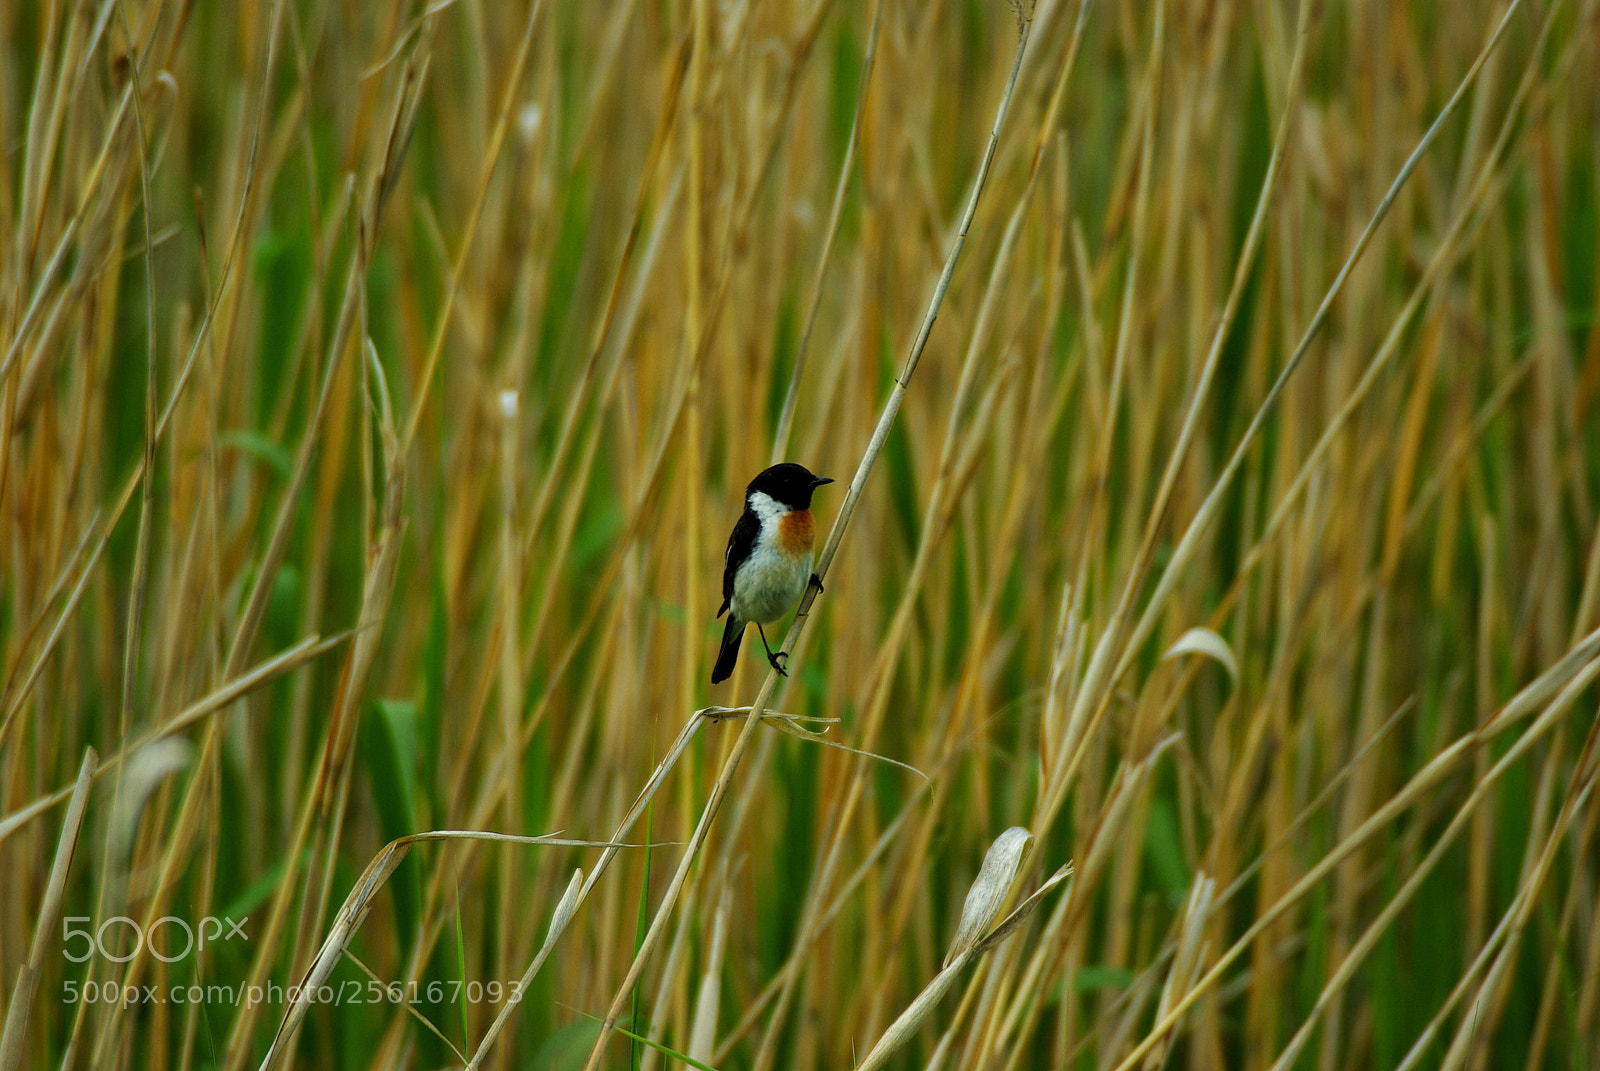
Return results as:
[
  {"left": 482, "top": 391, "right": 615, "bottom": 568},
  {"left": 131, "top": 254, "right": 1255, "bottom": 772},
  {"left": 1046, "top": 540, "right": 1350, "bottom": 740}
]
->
[{"left": 2, "top": 0, "right": 1600, "bottom": 1069}]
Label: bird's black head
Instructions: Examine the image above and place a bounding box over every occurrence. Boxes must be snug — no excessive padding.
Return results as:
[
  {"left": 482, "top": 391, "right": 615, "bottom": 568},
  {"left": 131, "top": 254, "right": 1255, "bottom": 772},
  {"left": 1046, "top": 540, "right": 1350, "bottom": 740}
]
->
[{"left": 746, "top": 462, "right": 833, "bottom": 510}]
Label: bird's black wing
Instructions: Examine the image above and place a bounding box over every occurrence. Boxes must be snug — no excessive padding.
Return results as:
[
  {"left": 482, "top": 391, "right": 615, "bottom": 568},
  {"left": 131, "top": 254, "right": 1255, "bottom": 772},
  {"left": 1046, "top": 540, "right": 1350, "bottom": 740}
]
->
[{"left": 719, "top": 508, "right": 759, "bottom": 617}]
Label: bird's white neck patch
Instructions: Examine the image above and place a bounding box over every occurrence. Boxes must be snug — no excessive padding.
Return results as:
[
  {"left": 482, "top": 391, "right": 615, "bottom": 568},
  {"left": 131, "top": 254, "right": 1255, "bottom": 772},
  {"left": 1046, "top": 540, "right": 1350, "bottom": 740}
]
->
[{"left": 747, "top": 490, "right": 789, "bottom": 525}]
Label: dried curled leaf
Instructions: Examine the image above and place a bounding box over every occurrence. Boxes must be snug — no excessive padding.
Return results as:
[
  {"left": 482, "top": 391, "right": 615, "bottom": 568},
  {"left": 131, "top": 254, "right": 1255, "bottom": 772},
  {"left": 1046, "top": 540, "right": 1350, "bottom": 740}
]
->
[
  {"left": 1162, "top": 627, "right": 1238, "bottom": 684},
  {"left": 110, "top": 737, "right": 194, "bottom": 865},
  {"left": 945, "top": 826, "right": 1033, "bottom": 967}
]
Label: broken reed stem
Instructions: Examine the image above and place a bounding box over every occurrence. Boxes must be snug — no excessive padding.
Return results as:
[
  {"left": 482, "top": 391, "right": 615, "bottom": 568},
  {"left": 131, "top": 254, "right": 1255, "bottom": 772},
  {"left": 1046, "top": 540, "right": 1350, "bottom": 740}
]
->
[{"left": 574, "top": 13, "right": 1037, "bottom": 1071}]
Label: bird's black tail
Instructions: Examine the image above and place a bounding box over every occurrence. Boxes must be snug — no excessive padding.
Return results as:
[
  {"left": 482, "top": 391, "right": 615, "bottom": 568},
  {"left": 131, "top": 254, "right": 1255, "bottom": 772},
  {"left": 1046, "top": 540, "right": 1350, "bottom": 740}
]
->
[{"left": 711, "top": 615, "right": 744, "bottom": 684}]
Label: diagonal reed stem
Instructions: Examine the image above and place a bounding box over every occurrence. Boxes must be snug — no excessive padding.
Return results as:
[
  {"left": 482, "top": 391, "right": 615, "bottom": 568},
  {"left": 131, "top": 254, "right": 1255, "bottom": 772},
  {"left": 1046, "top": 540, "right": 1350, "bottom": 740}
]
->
[{"left": 572, "top": 10, "right": 1038, "bottom": 1070}]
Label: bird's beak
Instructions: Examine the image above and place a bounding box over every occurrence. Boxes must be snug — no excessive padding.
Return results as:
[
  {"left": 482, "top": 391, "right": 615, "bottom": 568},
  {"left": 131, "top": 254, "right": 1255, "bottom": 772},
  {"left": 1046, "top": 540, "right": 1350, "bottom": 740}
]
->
[{"left": 812, "top": 476, "right": 834, "bottom": 487}]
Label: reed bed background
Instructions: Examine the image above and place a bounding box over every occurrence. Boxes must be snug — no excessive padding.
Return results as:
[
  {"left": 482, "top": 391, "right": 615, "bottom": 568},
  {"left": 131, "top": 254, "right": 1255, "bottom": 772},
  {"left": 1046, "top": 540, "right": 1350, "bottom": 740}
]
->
[{"left": 3, "top": 0, "right": 1600, "bottom": 1068}]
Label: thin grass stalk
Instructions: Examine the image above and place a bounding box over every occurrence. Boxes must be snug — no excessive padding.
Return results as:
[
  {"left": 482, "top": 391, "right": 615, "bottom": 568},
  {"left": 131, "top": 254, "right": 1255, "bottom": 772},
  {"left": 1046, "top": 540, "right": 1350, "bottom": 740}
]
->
[
  {"left": 769, "top": 0, "right": 885, "bottom": 464},
  {"left": 112, "top": 0, "right": 159, "bottom": 753},
  {"left": 1432, "top": 727, "right": 1600, "bottom": 1071},
  {"left": 1038, "top": 0, "right": 1315, "bottom": 833},
  {"left": 1493, "top": 762, "right": 1600, "bottom": 1071},
  {"left": 1114, "top": 0, "right": 1309, "bottom": 609},
  {"left": 0, "top": 0, "right": 297, "bottom": 755},
  {"left": 0, "top": 633, "right": 345, "bottom": 844},
  {"left": 711, "top": 778, "right": 930, "bottom": 1062},
  {"left": 207, "top": 37, "right": 435, "bottom": 1071},
  {"left": 87, "top": 9, "right": 178, "bottom": 1054},
  {"left": 1086, "top": 0, "right": 1164, "bottom": 578},
  {"left": 1194, "top": 1, "right": 1575, "bottom": 664},
  {"left": 495, "top": 388, "right": 523, "bottom": 1055},
  {"left": 1103, "top": 0, "right": 1532, "bottom": 699},
  {"left": 383, "top": 166, "right": 701, "bottom": 1053},
  {"left": 0, "top": 511, "right": 109, "bottom": 751},
  {"left": 519, "top": 46, "right": 689, "bottom": 560},
  {"left": 729, "top": 0, "right": 837, "bottom": 245},
  {"left": 985, "top": 738, "right": 1178, "bottom": 1067},
  {"left": 1110, "top": 645, "right": 1600, "bottom": 1071},
  {"left": 571, "top": 13, "right": 1038, "bottom": 1070},
  {"left": 1025, "top": 24, "right": 1540, "bottom": 1003},
  {"left": 1271, "top": 711, "right": 1598, "bottom": 1071},
  {"left": 297, "top": 337, "right": 409, "bottom": 1007},
  {"left": 635, "top": 877, "right": 699, "bottom": 1071},
  {"left": 686, "top": 875, "right": 732, "bottom": 1064},
  {"left": 861, "top": 325, "right": 1074, "bottom": 1055},
  {"left": 257, "top": 832, "right": 612, "bottom": 1071},
  {"left": 453, "top": 710, "right": 708, "bottom": 1067},
  {"left": 399, "top": 0, "right": 545, "bottom": 454},
  {"left": 0, "top": 748, "right": 95, "bottom": 1071},
  {"left": 1139, "top": 874, "right": 1215, "bottom": 1071},
  {"left": 0, "top": 86, "right": 134, "bottom": 384}
]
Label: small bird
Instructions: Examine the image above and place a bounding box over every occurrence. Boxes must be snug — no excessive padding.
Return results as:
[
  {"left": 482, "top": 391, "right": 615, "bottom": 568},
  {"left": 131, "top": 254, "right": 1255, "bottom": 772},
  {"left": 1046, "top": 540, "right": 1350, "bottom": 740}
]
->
[{"left": 712, "top": 463, "right": 834, "bottom": 684}]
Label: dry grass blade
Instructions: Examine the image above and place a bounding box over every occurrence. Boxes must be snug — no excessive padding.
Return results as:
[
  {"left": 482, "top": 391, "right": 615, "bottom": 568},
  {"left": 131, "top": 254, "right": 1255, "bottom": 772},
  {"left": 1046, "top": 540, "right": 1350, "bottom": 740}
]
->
[
  {"left": 769, "top": 0, "right": 886, "bottom": 463},
  {"left": 0, "top": 635, "right": 345, "bottom": 845},
  {"left": 1107, "top": 0, "right": 1532, "bottom": 699},
  {"left": 0, "top": 748, "right": 95, "bottom": 1071},
  {"left": 341, "top": 949, "right": 468, "bottom": 1064},
  {"left": 258, "top": 833, "right": 625, "bottom": 1070},
  {"left": 686, "top": 876, "right": 732, "bottom": 1064},
  {"left": 0, "top": 509, "right": 104, "bottom": 751},
  {"left": 1392, "top": 732, "right": 1598, "bottom": 1071},
  {"left": 973, "top": 862, "right": 1074, "bottom": 957},
  {"left": 399, "top": 0, "right": 546, "bottom": 452},
  {"left": 1140, "top": 875, "right": 1215, "bottom": 1071},
  {"left": 698, "top": 705, "right": 930, "bottom": 781}
]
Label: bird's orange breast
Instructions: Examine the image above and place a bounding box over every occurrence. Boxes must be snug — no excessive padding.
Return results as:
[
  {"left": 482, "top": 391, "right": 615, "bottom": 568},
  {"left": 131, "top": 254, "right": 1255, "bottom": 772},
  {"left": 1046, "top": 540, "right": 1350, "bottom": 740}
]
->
[{"left": 776, "top": 508, "right": 815, "bottom": 555}]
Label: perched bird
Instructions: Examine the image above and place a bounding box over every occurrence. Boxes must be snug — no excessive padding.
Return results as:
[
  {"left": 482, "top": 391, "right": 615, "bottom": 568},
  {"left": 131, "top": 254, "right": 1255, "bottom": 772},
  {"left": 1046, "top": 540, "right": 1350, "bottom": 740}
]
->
[{"left": 712, "top": 463, "right": 834, "bottom": 684}]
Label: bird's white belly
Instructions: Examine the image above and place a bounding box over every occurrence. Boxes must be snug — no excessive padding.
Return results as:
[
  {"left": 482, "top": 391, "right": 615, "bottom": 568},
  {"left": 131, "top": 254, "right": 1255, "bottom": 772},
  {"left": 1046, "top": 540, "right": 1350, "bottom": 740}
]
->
[{"left": 731, "top": 545, "right": 812, "bottom": 625}]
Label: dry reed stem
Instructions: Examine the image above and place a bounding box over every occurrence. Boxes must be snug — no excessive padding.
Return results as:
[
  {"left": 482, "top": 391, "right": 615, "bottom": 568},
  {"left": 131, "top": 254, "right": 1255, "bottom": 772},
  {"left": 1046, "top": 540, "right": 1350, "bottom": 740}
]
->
[
  {"left": 733, "top": 0, "right": 1093, "bottom": 1030},
  {"left": 256, "top": 830, "right": 612, "bottom": 1070},
  {"left": 1111, "top": 638, "right": 1600, "bottom": 1071},
  {"left": 573, "top": 12, "right": 1038, "bottom": 1070},
  {"left": 1107, "top": 0, "right": 1533, "bottom": 698},
  {"left": 0, "top": 634, "right": 345, "bottom": 845},
  {"left": 0, "top": 748, "right": 95, "bottom": 1071},
  {"left": 769, "top": 0, "right": 886, "bottom": 464},
  {"left": 399, "top": 0, "right": 545, "bottom": 454}
]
